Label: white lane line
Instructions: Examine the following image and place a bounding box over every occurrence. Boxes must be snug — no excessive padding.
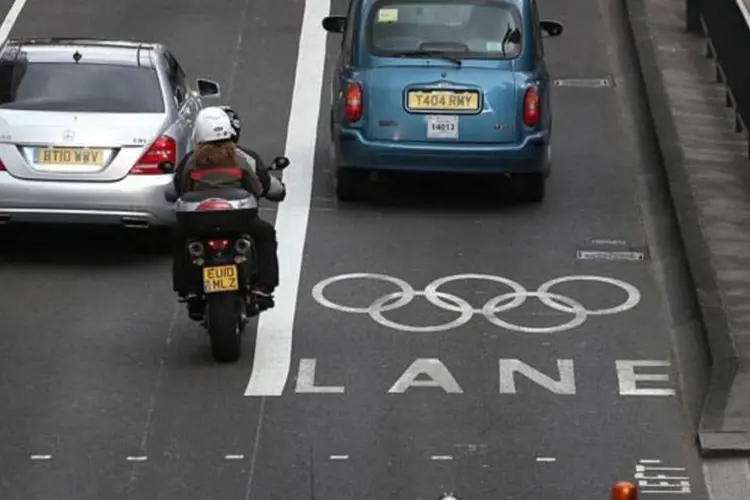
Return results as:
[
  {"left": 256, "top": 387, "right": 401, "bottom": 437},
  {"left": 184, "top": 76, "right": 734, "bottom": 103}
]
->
[
  {"left": 329, "top": 455, "right": 349, "bottom": 460},
  {"left": 536, "top": 457, "right": 556, "bottom": 462},
  {"left": 430, "top": 455, "right": 454, "bottom": 461},
  {"left": 30, "top": 455, "right": 51, "bottom": 460},
  {"left": 244, "top": 0, "right": 330, "bottom": 396},
  {"left": 737, "top": 0, "right": 750, "bottom": 29},
  {"left": 226, "top": 454, "right": 245, "bottom": 460},
  {"left": 126, "top": 456, "right": 147, "bottom": 462},
  {"left": 0, "top": 0, "right": 28, "bottom": 49}
]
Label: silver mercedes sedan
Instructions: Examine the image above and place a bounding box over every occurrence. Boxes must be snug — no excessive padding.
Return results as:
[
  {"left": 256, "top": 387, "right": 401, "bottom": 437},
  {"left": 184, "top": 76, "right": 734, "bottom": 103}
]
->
[{"left": 0, "top": 38, "right": 221, "bottom": 229}]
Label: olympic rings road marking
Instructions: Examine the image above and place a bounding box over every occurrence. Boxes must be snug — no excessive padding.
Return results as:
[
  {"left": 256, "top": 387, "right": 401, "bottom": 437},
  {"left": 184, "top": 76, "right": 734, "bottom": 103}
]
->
[{"left": 311, "top": 273, "right": 641, "bottom": 334}]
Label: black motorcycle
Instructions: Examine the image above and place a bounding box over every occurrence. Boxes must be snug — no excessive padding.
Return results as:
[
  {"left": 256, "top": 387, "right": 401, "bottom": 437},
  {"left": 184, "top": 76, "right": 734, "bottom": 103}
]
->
[{"left": 163, "top": 156, "right": 289, "bottom": 363}]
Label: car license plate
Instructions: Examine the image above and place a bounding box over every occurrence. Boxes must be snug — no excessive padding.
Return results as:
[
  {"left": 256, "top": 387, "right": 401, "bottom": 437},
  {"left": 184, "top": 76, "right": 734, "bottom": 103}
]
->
[
  {"left": 426, "top": 115, "right": 458, "bottom": 139},
  {"left": 406, "top": 90, "right": 480, "bottom": 112},
  {"left": 203, "top": 265, "right": 239, "bottom": 293},
  {"left": 34, "top": 147, "right": 106, "bottom": 165}
]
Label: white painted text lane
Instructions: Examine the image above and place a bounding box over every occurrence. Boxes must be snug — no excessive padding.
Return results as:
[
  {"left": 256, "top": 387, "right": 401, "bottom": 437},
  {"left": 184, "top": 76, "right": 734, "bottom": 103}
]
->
[{"left": 292, "top": 358, "right": 676, "bottom": 395}]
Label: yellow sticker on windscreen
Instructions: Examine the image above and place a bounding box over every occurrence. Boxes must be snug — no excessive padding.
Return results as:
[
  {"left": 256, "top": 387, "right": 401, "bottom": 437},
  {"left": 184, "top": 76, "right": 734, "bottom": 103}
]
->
[{"left": 378, "top": 8, "right": 398, "bottom": 23}]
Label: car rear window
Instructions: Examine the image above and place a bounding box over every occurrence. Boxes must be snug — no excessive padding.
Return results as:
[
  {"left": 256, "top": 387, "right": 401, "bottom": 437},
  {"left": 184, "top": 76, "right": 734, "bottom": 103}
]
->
[
  {"left": 0, "top": 61, "right": 165, "bottom": 113},
  {"left": 367, "top": 0, "right": 523, "bottom": 59}
]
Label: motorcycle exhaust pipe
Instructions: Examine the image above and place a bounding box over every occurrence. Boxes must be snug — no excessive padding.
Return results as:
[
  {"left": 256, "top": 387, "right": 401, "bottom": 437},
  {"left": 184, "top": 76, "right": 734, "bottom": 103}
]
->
[
  {"left": 187, "top": 241, "right": 204, "bottom": 257},
  {"left": 234, "top": 238, "right": 252, "bottom": 255}
]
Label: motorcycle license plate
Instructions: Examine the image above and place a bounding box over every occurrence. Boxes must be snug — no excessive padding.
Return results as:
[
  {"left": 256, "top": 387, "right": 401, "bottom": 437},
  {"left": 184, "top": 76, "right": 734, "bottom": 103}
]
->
[{"left": 203, "top": 265, "right": 239, "bottom": 293}]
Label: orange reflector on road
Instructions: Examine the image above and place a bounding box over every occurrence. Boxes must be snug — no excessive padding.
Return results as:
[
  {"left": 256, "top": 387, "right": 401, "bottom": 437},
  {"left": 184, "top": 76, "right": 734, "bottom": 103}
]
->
[{"left": 612, "top": 481, "right": 638, "bottom": 500}]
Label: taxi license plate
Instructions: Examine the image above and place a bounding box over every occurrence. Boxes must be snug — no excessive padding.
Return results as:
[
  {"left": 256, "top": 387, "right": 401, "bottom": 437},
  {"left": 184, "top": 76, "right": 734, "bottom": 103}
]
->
[
  {"left": 203, "top": 265, "right": 239, "bottom": 293},
  {"left": 406, "top": 90, "right": 480, "bottom": 112},
  {"left": 35, "top": 147, "right": 106, "bottom": 165}
]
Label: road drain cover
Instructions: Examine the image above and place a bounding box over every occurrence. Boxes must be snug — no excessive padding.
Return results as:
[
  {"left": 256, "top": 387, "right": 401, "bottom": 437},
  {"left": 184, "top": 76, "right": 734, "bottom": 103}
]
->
[{"left": 553, "top": 78, "right": 613, "bottom": 87}]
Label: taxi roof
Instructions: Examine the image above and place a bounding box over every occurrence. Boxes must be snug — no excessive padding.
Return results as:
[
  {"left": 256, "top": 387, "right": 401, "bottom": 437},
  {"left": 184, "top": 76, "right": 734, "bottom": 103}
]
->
[{"left": 361, "top": 0, "right": 526, "bottom": 8}]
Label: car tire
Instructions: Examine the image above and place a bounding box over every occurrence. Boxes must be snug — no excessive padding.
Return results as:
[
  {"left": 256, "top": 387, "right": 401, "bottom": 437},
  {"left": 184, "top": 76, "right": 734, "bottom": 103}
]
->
[
  {"left": 336, "top": 168, "right": 368, "bottom": 202},
  {"left": 513, "top": 173, "right": 545, "bottom": 203}
]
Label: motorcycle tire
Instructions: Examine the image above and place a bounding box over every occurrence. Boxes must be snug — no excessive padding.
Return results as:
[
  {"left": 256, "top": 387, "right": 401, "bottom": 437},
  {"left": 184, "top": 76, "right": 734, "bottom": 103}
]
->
[{"left": 207, "top": 292, "right": 242, "bottom": 363}]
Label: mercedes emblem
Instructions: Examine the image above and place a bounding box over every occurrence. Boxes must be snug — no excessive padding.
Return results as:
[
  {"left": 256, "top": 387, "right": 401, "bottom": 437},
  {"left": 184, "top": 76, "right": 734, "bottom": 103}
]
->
[{"left": 62, "top": 129, "right": 74, "bottom": 141}]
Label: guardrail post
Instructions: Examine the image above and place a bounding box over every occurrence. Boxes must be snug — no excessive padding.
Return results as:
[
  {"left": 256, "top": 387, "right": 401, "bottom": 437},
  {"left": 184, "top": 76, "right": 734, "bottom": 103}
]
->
[{"left": 686, "top": 0, "right": 701, "bottom": 33}]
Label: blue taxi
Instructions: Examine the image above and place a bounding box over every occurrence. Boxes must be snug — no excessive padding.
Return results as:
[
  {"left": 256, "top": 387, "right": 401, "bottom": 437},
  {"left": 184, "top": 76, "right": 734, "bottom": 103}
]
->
[{"left": 322, "top": 0, "right": 563, "bottom": 202}]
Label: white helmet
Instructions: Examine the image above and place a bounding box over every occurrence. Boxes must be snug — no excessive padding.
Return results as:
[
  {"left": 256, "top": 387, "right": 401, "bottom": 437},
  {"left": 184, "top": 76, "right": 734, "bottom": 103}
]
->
[{"left": 193, "top": 106, "right": 234, "bottom": 144}]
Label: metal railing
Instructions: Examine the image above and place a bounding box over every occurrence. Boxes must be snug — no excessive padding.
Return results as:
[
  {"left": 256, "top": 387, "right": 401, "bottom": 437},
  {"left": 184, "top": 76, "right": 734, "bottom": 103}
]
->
[{"left": 686, "top": 0, "right": 750, "bottom": 158}]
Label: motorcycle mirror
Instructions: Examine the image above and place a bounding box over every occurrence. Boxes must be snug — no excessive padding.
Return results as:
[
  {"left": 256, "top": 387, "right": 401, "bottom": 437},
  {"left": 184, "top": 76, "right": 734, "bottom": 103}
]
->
[
  {"left": 158, "top": 161, "right": 175, "bottom": 174},
  {"left": 164, "top": 185, "right": 179, "bottom": 203},
  {"left": 270, "top": 156, "right": 290, "bottom": 171}
]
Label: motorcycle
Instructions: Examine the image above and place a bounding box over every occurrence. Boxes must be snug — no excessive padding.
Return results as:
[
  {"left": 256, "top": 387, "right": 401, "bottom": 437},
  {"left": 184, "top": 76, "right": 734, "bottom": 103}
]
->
[{"left": 162, "top": 155, "right": 290, "bottom": 363}]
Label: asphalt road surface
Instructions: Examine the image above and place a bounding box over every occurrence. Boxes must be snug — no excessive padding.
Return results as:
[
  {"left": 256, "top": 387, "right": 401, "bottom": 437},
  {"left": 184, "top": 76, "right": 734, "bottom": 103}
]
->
[{"left": 0, "top": 0, "right": 711, "bottom": 498}]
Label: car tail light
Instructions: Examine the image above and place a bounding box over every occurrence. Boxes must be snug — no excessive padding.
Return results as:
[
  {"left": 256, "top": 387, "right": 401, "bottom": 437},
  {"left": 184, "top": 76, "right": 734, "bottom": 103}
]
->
[
  {"left": 196, "top": 198, "right": 233, "bottom": 211},
  {"left": 129, "top": 135, "right": 176, "bottom": 175},
  {"left": 344, "top": 82, "right": 363, "bottom": 123},
  {"left": 0, "top": 158, "right": 5, "bottom": 171},
  {"left": 523, "top": 86, "right": 540, "bottom": 127},
  {"left": 207, "top": 239, "right": 230, "bottom": 251}
]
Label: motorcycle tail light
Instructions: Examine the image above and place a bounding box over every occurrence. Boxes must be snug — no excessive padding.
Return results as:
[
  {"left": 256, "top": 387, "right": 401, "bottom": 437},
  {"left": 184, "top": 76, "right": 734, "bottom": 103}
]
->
[
  {"left": 207, "top": 239, "right": 230, "bottom": 251},
  {"left": 196, "top": 198, "right": 233, "bottom": 211}
]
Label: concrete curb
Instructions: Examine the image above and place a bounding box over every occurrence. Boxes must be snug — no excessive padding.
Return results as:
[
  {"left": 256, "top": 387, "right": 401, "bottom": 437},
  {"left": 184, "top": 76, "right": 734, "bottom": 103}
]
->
[{"left": 621, "top": 0, "right": 749, "bottom": 455}]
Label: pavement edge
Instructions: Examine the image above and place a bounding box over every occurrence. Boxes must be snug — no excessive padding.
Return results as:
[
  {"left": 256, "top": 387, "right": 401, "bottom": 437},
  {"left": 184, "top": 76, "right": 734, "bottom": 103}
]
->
[{"left": 620, "top": 0, "right": 750, "bottom": 456}]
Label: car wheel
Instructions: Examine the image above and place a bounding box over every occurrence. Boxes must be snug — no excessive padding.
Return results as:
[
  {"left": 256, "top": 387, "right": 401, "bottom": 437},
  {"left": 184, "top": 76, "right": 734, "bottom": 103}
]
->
[
  {"left": 513, "top": 173, "right": 545, "bottom": 203},
  {"left": 336, "top": 168, "right": 369, "bottom": 202}
]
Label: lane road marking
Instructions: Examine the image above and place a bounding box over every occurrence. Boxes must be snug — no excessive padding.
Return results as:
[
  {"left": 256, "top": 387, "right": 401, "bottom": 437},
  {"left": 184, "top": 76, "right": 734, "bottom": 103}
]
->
[
  {"left": 0, "top": 0, "right": 28, "bottom": 49},
  {"left": 244, "top": 0, "right": 330, "bottom": 396}
]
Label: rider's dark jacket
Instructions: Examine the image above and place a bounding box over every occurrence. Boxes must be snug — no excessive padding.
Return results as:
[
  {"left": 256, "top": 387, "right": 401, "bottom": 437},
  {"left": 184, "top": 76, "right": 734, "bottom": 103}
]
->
[{"left": 173, "top": 146, "right": 271, "bottom": 198}]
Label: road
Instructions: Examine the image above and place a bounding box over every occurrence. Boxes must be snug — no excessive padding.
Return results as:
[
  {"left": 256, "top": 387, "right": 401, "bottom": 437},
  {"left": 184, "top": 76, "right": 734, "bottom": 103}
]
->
[{"left": 0, "top": 0, "right": 710, "bottom": 498}]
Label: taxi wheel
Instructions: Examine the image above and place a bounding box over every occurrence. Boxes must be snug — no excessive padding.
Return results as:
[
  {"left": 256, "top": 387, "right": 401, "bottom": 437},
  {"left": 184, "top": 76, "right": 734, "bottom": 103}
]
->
[
  {"left": 513, "top": 173, "right": 546, "bottom": 203},
  {"left": 335, "top": 168, "right": 369, "bottom": 202}
]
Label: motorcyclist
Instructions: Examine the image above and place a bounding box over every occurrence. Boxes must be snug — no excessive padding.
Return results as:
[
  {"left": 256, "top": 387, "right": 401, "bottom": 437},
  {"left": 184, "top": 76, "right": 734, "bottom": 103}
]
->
[{"left": 171, "top": 105, "right": 285, "bottom": 314}]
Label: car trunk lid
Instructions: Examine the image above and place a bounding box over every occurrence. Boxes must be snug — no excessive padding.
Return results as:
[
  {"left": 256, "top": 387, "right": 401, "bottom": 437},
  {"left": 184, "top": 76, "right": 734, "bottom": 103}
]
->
[
  {"left": 0, "top": 110, "right": 169, "bottom": 182},
  {"left": 362, "top": 64, "right": 518, "bottom": 144}
]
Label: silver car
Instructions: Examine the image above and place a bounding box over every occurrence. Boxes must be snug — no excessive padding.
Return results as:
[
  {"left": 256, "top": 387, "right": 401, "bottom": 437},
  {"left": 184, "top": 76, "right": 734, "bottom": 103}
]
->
[{"left": 0, "top": 38, "right": 221, "bottom": 228}]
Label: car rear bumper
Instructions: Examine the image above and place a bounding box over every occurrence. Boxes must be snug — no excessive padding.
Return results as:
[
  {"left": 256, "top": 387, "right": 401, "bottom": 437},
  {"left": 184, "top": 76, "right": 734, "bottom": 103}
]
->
[
  {"left": 334, "top": 128, "right": 550, "bottom": 174},
  {"left": 0, "top": 172, "right": 176, "bottom": 227}
]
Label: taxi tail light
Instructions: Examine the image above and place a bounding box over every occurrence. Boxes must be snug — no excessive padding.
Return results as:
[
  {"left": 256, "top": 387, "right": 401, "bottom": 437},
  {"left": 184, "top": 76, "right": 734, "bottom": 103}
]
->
[
  {"left": 129, "top": 135, "right": 176, "bottom": 175},
  {"left": 344, "top": 82, "right": 363, "bottom": 123},
  {"left": 207, "top": 239, "right": 230, "bottom": 251},
  {"left": 522, "top": 86, "right": 540, "bottom": 127}
]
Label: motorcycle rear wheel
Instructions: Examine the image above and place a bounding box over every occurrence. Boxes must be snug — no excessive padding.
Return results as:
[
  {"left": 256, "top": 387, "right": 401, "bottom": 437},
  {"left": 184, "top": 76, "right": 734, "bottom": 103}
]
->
[{"left": 207, "top": 293, "right": 242, "bottom": 363}]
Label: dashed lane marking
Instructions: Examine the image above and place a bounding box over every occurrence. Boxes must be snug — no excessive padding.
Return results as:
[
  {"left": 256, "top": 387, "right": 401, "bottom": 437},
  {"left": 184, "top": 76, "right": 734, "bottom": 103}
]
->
[
  {"left": 126, "top": 456, "right": 147, "bottom": 462},
  {"left": 225, "top": 454, "right": 245, "bottom": 460},
  {"left": 30, "top": 455, "right": 51, "bottom": 460},
  {"left": 536, "top": 457, "right": 557, "bottom": 463}
]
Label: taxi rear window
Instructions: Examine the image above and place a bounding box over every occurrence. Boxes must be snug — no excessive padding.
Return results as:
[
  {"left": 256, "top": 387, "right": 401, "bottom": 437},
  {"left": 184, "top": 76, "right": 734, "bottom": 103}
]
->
[{"left": 367, "top": 0, "right": 523, "bottom": 59}]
